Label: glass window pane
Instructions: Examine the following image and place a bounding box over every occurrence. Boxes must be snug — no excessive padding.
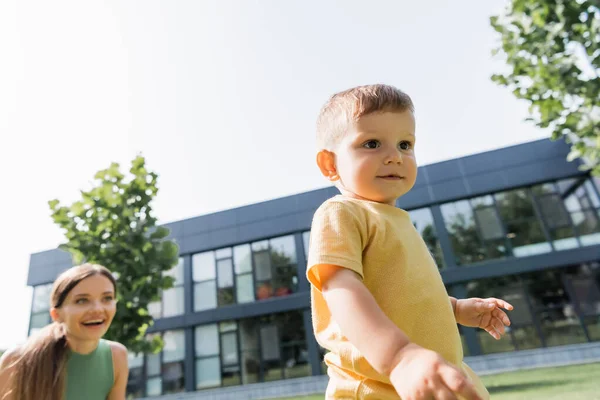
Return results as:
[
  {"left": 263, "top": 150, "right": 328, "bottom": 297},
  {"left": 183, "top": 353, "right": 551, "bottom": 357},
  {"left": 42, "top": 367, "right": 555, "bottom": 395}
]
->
[
  {"left": 470, "top": 195, "right": 494, "bottom": 207},
  {"left": 163, "top": 361, "right": 185, "bottom": 394},
  {"left": 495, "top": 189, "right": 536, "bottom": 220},
  {"left": 126, "top": 366, "right": 144, "bottom": 398},
  {"left": 569, "top": 277, "right": 600, "bottom": 317},
  {"left": 585, "top": 181, "right": 600, "bottom": 208},
  {"left": 215, "top": 247, "right": 232, "bottom": 259},
  {"left": 148, "top": 300, "right": 162, "bottom": 319},
  {"left": 532, "top": 183, "right": 557, "bottom": 195},
  {"left": 128, "top": 352, "right": 144, "bottom": 369},
  {"left": 478, "top": 330, "right": 516, "bottom": 354},
  {"left": 240, "top": 319, "right": 259, "bottom": 352},
  {"left": 233, "top": 244, "right": 252, "bottom": 274},
  {"left": 273, "top": 266, "right": 297, "bottom": 296},
  {"left": 564, "top": 194, "right": 581, "bottom": 212},
  {"left": 441, "top": 201, "right": 486, "bottom": 265},
  {"left": 147, "top": 353, "right": 161, "bottom": 376},
  {"left": 218, "top": 287, "right": 235, "bottom": 307},
  {"left": 269, "top": 235, "right": 297, "bottom": 266},
  {"left": 260, "top": 325, "right": 280, "bottom": 361},
  {"left": 164, "top": 257, "right": 184, "bottom": 285},
  {"left": 30, "top": 312, "right": 51, "bottom": 329},
  {"left": 538, "top": 309, "right": 588, "bottom": 347},
  {"left": 192, "top": 251, "right": 216, "bottom": 281},
  {"left": 572, "top": 211, "right": 600, "bottom": 245},
  {"left": 196, "top": 357, "right": 221, "bottom": 389},
  {"left": 217, "top": 259, "right": 234, "bottom": 288},
  {"left": 195, "top": 324, "right": 219, "bottom": 357},
  {"left": 538, "top": 195, "right": 571, "bottom": 228},
  {"left": 240, "top": 349, "right": 260, "bottom": 384},
  {"left": 163, "top": 330, "right": 185, "bottom": 362},
  {"left": 506, "top": 220, "right": 552, "bottom": 257},
  {"left": 146, "top": 377, "right": 162, "bottom": 396},
  {"left": 585, "top": 317, "right": 600, "bottom": 341},
  {"left": 194, "top": 281, "right": 217, "bottom": 312},
  {"left": 512, "top": 325, "right": 542, "bottom": 350},
  {"left": 551, "top": 227, "right": 579, "bottom": 251},
  {"left": 222, "top": 365, "right": 241, "bottom": 387},
  {"left": 302, "top": 231, "right": 310, "bottom": 260},
  {"left": 409, "top": 208, "right": 445, "bottom": 269},
  {"left": 557, "top": 178, "right": 577, "bottom": 195},
  {"left": 283, "top": 342, "right": 310, "bottom": 379},
  {"left": 254, "top": 252, "right": 272, "bottom": 280},
  {"left": 236, "top": 274, "right": 254, "bottom": 304},
  {"left": 219, "top": 321, "right": 237, "bottom": 333},
  {"left": 221, "top": 332, "right": 239, "bottom": 366},
  {"left": 32, "top": 284, "right": 52, "bottom": 313},
  {"left": 474, "top": 206, "right": 504, "bottom": 240},
  {"left": 162, "top": 287, "right": 184, "bottom": 318},
  {"left": 251, "top": 240, "right": 269, "bottom": 251}
]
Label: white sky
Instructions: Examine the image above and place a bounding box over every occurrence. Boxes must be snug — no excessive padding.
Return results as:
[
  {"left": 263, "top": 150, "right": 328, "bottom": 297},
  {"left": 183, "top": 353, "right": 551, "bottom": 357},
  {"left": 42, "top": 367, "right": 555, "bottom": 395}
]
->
[{"left": 0, "top": 0, "right": 550, "bottom": 350}]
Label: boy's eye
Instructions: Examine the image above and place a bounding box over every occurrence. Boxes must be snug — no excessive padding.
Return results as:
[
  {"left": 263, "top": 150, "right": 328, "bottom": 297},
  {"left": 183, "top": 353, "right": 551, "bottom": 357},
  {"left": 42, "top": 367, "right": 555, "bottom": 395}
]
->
[
  {"left": 103, "top": 296, "right": 114, "bottom": 302},
  {"left": 399, "top": 141, "right": 412, "bottom": 151},
  {"left": 362, "top": 140, "right": 380, "bottom": 149}
]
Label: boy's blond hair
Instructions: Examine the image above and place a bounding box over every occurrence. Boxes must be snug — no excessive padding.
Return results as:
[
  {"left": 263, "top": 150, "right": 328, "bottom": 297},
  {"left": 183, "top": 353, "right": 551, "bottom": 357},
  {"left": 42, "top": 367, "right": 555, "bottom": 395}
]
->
[{"left": 316, "top": 84, "right": 415, "bottom": 150}]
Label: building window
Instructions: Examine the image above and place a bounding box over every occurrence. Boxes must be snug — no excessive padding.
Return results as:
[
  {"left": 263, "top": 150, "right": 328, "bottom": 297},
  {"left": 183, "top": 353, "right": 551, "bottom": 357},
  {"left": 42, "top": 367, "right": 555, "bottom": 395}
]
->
[
  {"left": 193, "top": 235, "right": 299, "bottom": 310},
  {"left": 494, "top": 189, "right": 552, "bottom": 257},
  {"left": 441, "top": 200, "right": 492, "bottom": 265},
  {"left": 149, "top": 258, "right": 185, "bottom": 319},
  {"left": 29, "top": 283, "right": 53, "bottom": 336},
  {"left": 234, "top": 244, "right": 254, "bottom": 304},
  {"left": 408, "top": 207, "right": 445, "bottom": 269},
  {"left": 193, "top": 251, "right": 217, "bottom": 312},
  {"left": 126, "top": 352, "right": 144, "bottom": 398},
  {"left": 145, "top": 330, "right": 186, "bottom": 396},
  {"left": 194, "top": 310, "right": 310, "bottom": 390},
  {"left": 302, "top": 231, "right": 310, "bottom": 261},
  {"left": 559, "top": 178, "right": 600, "bottom": 246},
  {"left": 463, "top": 264, "right": 599, "bottom": 355}
]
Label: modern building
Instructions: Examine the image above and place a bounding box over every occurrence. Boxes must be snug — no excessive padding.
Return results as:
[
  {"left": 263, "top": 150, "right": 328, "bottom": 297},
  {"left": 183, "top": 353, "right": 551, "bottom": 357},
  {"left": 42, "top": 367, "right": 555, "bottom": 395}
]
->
[{"left": 26, "top": 138, "right": 600, "bottom": 398}]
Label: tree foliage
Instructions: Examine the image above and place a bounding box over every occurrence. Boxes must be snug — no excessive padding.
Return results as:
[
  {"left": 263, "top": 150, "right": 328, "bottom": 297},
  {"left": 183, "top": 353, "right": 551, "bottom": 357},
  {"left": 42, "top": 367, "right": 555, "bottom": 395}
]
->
[
  {"left": 491, "top": 0, "right": 600, "bottom": 174},
  {"left": 49, "top": 156, "right": 179, "bottom": 354}
]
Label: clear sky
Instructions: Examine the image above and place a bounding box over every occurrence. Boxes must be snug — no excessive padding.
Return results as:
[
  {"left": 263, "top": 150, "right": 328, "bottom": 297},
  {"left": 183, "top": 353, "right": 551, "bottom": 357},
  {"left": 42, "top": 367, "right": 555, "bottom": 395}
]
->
[{"left": 0, "top": 0, "right": 550, "bottom": 350}]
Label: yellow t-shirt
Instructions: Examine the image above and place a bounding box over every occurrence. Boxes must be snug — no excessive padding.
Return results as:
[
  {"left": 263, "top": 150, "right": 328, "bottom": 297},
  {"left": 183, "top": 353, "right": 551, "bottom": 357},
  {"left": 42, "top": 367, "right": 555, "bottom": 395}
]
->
[{"left": 306, "top": 195, "right": 489, "bottom": 399}]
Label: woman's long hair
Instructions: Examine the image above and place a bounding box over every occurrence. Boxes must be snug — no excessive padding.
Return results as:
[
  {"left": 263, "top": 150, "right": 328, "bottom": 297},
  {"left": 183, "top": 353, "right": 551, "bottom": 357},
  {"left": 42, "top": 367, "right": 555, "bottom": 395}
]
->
[{"left": 1, "top": 263, "right": 116, "bottom": 400}]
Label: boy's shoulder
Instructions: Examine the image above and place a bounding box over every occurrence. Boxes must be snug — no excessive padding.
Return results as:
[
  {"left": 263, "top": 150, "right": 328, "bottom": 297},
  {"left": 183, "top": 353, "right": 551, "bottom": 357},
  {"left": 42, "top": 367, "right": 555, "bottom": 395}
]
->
[{"left": 314, "top": 195, "right": 369, "bottom": 220}]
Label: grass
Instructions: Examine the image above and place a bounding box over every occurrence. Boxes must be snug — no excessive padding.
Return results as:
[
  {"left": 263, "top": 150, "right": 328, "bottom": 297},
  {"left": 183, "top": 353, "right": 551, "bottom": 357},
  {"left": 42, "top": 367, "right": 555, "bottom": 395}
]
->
[{"left": 270, "top": 362, "right": 600, "bottom": 400}]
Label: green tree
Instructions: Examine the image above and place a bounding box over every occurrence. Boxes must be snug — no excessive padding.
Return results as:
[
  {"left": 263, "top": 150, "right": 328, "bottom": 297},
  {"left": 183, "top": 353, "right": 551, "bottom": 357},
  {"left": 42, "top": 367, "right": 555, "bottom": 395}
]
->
[
  {"left": 491, "top": 1, "right": 600, "bottom": 175},
  {"left": 49, "top": 156, "right": 179, "bottom": 354}
]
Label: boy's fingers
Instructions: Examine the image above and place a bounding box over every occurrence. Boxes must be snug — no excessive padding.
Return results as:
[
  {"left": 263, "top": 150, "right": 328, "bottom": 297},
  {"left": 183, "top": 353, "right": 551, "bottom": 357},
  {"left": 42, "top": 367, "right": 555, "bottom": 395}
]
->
[
  {"left": 487, "top": 297, "right": 513, "bottom": 310},
  {"left": 492, "top": 317, "right": 506, "bottom": 335},
  {"left": 493, "top": 308, "right": 511, "bottom": 326},
  {"left": 486, "top": 326, "right": 500, "bottom": 340},
  {"left": 439, "top": 365, "right": 482, "bottom": 400},
  {"left": 433, "top": 380, "right": 458, "bottom": 400}
]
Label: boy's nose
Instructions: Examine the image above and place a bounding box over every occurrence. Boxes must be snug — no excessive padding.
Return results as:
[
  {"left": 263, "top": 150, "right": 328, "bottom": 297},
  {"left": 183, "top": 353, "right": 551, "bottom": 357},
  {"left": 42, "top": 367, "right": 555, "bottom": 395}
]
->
[{"left": 384, "top": 150, "right": 403, "bottom": 164}]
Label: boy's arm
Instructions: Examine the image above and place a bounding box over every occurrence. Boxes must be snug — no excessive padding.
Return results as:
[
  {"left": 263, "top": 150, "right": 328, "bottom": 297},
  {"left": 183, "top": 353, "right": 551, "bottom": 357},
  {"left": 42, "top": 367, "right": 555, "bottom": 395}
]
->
[
  {"left": 321, "top": 265, "right": 482, "bottom": 400},
  {"left": 320, "top": 264, "right": 409, "bottom": 374}
]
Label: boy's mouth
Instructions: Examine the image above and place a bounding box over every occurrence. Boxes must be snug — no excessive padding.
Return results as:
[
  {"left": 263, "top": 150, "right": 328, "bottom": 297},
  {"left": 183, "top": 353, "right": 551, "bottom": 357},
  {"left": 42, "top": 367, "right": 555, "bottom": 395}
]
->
[{"left": 377, "top": 174, "right": 404, "bottom": 180}]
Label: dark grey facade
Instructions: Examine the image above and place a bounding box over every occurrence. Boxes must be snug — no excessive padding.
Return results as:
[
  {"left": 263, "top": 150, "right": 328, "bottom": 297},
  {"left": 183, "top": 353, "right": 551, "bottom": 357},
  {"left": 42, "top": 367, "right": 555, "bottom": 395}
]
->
[{"left": 27, "top": 138, "right": 600, "bottom": 398}]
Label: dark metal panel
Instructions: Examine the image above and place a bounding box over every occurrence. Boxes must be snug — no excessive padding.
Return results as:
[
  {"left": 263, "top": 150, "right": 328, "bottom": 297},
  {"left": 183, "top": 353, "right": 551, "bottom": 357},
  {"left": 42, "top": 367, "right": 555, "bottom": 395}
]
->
[
  {"left": 147, "top": 293, "right": 310, "bottom": 333},
  {"left": 441, "top": 245, "right": 600, "bottom": 284}
]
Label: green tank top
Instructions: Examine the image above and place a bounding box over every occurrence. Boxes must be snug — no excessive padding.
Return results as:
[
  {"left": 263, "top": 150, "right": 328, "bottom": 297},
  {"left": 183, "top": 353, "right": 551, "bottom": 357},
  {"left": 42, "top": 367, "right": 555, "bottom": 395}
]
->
[{"left": 65, "top": 339, "right": 114, "bottom": 400}]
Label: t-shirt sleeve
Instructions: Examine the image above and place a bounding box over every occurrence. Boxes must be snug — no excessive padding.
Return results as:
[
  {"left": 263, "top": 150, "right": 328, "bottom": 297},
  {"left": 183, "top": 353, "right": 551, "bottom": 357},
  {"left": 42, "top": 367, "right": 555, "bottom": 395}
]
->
[{"left": 306, "top": 200, "right": 365, "bottom": 291}]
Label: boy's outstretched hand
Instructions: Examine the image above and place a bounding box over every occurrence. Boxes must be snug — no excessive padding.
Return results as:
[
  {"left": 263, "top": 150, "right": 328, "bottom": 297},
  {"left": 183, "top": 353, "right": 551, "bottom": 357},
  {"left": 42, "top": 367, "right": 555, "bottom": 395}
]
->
[
  {"left": 390, "top": 343, "right": 483, "bottom": 400},
  {"left": 455, "top": 297, "right": 514, "bottom": 340}
]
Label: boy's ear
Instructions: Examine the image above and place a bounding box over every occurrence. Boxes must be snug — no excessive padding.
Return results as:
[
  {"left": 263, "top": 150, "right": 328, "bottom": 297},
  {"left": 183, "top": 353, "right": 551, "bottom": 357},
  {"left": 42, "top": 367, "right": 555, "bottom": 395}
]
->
[{"left": 317, "top": 150, "right": 339, "bottom": 182}]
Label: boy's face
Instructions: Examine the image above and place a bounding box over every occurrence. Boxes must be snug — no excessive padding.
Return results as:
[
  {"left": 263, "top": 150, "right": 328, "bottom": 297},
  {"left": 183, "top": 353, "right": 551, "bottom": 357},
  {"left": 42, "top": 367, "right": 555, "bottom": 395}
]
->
[{"left": 318, "top": 110, "right": 417, "bottom": 206}]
